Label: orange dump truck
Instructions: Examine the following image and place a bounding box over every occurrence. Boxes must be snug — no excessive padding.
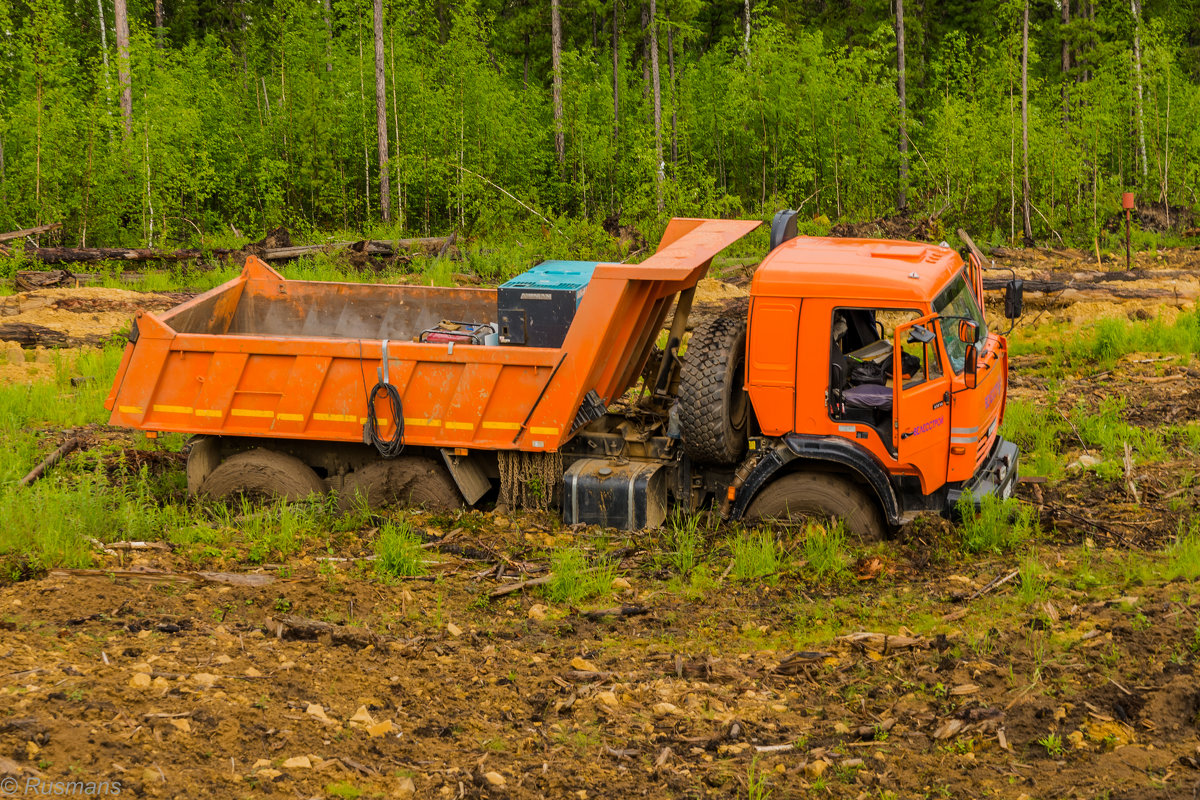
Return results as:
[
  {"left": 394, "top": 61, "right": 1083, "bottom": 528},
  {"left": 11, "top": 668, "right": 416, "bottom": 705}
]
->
[{"left": 105, "top": 215, "right": 1021, "bottom": 537}]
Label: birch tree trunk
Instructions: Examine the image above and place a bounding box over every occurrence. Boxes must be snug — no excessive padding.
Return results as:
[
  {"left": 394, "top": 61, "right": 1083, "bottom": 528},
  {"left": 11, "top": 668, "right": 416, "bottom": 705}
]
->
[
  {"left": 649, "top": 0, "right": 663, "bottom": 210},
  {"left": 322, "top": 0, "right": 333, "bottom": 73},
  {"left": 667, "top": 21, "right": 677, "bottom": 167},
  {"left": 743, "top": 0, "right": 751, "bottom": 59},
  {"left": 612, "top": 0, "right": 620, "bottom": 148},
  {"left": 895, "top": 0, "right": 908, "bottom": 213},
  {"left": 373, "top": 0, "right": 391, "bottom": 222},
  {"left": 96, "top": 0, "right": 113, "bottom": 113},
  {"left": 551, "top": 0, "right": 565, "bottom": 165},
  {"left": 1061, "top": 0, "right": 1070, "bottom": 123},
  {"left": 1130, "top": 0, "right": 1148, "bottom": 179},
  {"left": 154, "top": 0, "right": 164, "bottom": 46},
  {"left": 114, "top": 0, "right": 132, "bottom": 136},
  {"left": 1021, "top": 0, "right": 1034, "bottom": 246}
]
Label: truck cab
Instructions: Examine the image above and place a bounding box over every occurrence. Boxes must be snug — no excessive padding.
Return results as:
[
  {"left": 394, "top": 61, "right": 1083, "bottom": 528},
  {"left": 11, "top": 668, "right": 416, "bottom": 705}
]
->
[{"left": 722, "top": 226, "right": 1019, "bottom": 535}]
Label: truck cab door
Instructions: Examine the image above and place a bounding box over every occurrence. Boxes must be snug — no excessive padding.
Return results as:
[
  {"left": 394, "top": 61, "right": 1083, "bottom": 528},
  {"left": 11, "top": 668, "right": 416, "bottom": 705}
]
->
[{"left": 894, "top": 314, "right": 952, "bottom": 493}]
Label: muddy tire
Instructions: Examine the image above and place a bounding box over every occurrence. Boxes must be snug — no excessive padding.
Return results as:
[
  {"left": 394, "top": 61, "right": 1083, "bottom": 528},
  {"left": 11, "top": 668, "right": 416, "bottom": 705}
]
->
[
  {"left": 745, "top": 471, "right": 887, "bottom": 542},
  {"left": 678, "top": 314, "right": 749, "bottom": 464},
  {"left": 338, "top": 456, "right": 462, "bottom": 512},
  {"left": 198, "top": 448, "right": 326, "bottom": 502},
  {"left": 186, "top": 436, "right": 221, "bottom": 494}
]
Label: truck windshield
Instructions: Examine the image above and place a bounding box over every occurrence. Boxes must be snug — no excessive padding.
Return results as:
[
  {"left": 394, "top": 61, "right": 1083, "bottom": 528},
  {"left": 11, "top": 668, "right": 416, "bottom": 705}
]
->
[{"left": 933, "top": 272, "right": 986, "bottom": 374}]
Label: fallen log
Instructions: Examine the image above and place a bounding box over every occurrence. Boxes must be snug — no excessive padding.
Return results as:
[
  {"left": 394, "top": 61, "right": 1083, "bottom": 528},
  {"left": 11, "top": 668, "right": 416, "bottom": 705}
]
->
[
  {"left": 0, "top": 323, "right": 69, "bottom": 348},
  {"left": 15, "top": 236, "right": 452, "bottom": 266},
  {"left": 0, "top": 222, "right": 62, "bottom": 243},
  {"left": 20, "top": 435, "right": 82, "bottom": 486},
  {"left": 982, "top": 277, "right": 1184, "bottom": 300}
]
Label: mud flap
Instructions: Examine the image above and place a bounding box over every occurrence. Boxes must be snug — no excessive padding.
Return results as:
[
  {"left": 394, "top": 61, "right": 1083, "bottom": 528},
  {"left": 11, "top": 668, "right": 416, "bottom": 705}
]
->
[
  {"left": 439, "top": 448, "right": 491, "bottom": 505},
  {"left": 562, "top": 458, "right": 668, "bottom": 531}
]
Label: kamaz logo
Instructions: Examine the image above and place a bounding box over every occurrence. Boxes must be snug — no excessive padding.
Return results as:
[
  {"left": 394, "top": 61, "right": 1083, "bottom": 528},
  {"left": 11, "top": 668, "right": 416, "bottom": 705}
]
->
[{"left": 984, "top": 382, "right": 1001, "bottom": 409}]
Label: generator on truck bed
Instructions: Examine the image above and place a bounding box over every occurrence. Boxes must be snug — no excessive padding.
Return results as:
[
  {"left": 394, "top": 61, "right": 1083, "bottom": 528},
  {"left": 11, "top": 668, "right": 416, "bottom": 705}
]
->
[{"left": 105, "top": 215, "right": 1022, "bottom": 538}]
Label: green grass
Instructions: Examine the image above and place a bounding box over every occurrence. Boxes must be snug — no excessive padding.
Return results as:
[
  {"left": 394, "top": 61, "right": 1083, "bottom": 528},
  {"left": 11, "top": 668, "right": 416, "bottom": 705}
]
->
[
  {"left": 732, "top": 530, "right": 784, "bottom": 582},
  {"left": 374, "top": 520, "right": 427, "bottom": 579},
  {"left": 545, "top": 546, "right": 616, "bottom": 604},
  {"left": 1165, "top": 521, "right": 1200, "bottom": 581},
  {"left": 800, "top": 521, "right": 850, "bottom": 580},
  {"left": 957, "top": 492, "right": 1037, "bottom": 555},
  {"left": 661, "top": 509, "right": 705, "bottom": 576},
  {"left": 1011, "top": 307, "right": 1200, "bottom": 367}
]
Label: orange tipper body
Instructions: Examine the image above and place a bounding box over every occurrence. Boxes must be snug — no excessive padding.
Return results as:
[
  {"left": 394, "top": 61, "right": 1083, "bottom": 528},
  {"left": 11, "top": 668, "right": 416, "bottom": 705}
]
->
[
  {"left": 105, "top": 213, "right": 1019, "bottom": 535},
  {"left": 104, "top": 218, "right": 761, "bottom": 452}
]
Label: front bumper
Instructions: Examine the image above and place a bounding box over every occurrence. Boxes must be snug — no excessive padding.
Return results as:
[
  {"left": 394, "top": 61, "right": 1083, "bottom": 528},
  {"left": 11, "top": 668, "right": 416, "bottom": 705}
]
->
[{"left": 946, "top": 436, "right": 1020, "bottom": 511}]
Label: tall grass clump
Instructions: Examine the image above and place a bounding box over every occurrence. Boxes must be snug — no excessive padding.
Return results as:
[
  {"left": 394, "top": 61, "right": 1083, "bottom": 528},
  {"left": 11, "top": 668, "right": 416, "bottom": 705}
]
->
[
  {"left": 545, "top": 546, "right": 616, "bottom": 604},
  {"left": 662, "top": 509, "right": 704, "bottom": 576},
  {"left": 374, "top": 519, "right": 427, "bottom": 579},
  {"left": 957, "top": 492, "right": 1037, "bottom": 554},
  {"left": 732, "top": 530, "right": 784, "bottom": 582},
  {"left": 800, "top": 521, "right": 851, "bottom": 580},
  {"left": 1000, "top": 398, "right": 1067, "bottom": 479},
  {"left": 1166, "top": 520, "right": 1200, "bottom": 581}
]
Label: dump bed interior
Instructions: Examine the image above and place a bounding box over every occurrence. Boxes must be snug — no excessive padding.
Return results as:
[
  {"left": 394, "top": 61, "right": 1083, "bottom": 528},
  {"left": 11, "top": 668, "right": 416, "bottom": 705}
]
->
[{"left": 163, "top": 279, "right": 497, "bottom": 341}]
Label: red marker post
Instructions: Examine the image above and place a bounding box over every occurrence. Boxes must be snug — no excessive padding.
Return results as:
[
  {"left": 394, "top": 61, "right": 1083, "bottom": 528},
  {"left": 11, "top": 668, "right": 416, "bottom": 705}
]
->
[{"left": 1122, "top": 192, "right": 1136, "bottom": 270}]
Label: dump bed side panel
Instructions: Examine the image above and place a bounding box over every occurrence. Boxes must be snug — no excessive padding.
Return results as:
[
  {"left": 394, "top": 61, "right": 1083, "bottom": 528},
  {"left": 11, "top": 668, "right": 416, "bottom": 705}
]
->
[{"left": 107, "top": 220, "right": 761, "bottom": 453}]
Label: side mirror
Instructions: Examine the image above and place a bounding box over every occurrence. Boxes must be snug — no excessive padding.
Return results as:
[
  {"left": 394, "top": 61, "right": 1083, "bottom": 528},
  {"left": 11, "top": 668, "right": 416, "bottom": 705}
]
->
[
  {"left": 957, "top": 319, "right": 979, "bottom": 344},
  {"left": 964, "top": 343, "right": 979, "bottom": 389},
  {"left": 1004, "top": 279, "right": 1024, "bottom": 319},
  {"left": 906, "top": 324, "right": 936, "bottom": 344}
]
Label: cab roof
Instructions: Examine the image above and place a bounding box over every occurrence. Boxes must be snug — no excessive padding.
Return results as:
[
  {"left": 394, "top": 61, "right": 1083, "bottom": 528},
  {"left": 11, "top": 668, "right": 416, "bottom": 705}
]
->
[{"left": 751, "top": 236, "right": 964, "bottom": 303}]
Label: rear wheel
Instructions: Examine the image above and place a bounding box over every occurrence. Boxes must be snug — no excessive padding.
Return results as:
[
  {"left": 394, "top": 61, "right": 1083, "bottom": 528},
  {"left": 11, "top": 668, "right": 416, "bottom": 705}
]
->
[
  {"left": 745, "top": 471, "right": 887, "bottom": 542},
  {"left": 198, "top": 448, "right": 326, "bottom": 502},
  {"left": 186, "top": 436, "right": 221, "bottom": 494},
  {"left": 678, "top": 315, "right": 749, "bottom": 464},
  {"left": 338, "top": 456, "right": 462, "bottom": 512}
]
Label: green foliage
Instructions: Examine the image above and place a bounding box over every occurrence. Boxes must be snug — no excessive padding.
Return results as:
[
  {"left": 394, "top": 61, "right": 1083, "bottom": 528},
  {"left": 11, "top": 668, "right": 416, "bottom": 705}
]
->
[
  {"left": 801, "top": 521, "right": 851, "bottom": 580},
  {"left": 746, "top": 755, "right": 773, "bottom": 800},
  {"left": 1017, "top": 552, "right": 1049, "bottom": 605},
  {"left": 661, "top": 509, "right": 705, "bottom": 577},
  {"left": 374, "top": 520, "right": 427, "bottom": 579},
  {"left": 0, "top": 1, "right": 1196, "bottom": 247},
  {"left": 956, "top": 492, "right": 1037, "bottom": 554},
  {"left": 1165, "top": 521, "right": 1200, "bottom": 581},
  {"left": 545, "top": 546, "right": 615, "bottom": 604},
  {"left": 1037, "top": 732, "right": 1065, "bottom": 758},
  {"left": 732, "top": 530, "right": 783, "bottom": 582}
]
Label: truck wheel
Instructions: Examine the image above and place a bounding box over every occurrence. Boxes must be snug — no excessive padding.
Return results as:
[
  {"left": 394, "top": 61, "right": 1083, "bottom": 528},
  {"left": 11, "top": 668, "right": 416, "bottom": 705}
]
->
[
  {"left": 186, "top": 436, "right": 221, "bottom": 494},
  {"left": 678, "top": 314, "right": 749, "bottom": 464},
  {"left": 199, "top": 448, "right": 326, "bottom": 502},
  {"left": 339, "top": 457, "right": 462, "bottom": 512},
  {"left": 745, "top": 472, "right": 887, "bottom": 542}
]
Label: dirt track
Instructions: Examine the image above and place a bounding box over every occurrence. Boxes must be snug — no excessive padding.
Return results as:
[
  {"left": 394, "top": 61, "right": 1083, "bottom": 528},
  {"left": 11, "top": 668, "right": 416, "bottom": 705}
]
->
[{"left": 2, "top": 531, "right": 1199, "bottom": 799}]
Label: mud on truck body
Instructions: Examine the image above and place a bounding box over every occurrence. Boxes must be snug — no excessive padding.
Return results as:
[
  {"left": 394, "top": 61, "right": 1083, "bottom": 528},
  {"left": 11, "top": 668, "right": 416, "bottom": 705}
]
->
[{"left": 105, "top": 214, "right": 1022, "bottom": 538}]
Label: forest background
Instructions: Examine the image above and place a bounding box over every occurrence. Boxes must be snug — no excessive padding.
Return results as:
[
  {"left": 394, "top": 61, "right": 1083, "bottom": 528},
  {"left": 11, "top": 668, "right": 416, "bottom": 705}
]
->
[{"left": 0, "top": 0, "right": 1198, "bottom": 256}]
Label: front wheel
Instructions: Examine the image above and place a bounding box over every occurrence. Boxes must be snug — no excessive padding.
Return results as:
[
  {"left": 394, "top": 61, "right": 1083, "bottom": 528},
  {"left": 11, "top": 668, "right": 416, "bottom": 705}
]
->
[{"left": 744, "top": 471, "right": 887, "bottom": 542}]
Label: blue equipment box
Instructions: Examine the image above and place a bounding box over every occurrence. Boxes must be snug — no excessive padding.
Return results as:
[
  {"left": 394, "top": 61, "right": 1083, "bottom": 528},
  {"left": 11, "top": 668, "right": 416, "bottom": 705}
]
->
[{"left": 498, "top": 260, "right": 600, "bottom": 347}]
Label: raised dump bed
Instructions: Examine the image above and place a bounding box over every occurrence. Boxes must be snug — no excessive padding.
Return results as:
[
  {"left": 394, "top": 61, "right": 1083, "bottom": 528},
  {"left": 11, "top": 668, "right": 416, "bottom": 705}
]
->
[{"left": 105, "top": 218, "right": 761, "bottom": 455}]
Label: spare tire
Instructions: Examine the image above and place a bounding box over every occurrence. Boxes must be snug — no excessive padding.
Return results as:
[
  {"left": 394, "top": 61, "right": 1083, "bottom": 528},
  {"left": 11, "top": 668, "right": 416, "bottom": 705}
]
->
[{"left": 678, "top": 314, "right": 749, "bottom": 464}]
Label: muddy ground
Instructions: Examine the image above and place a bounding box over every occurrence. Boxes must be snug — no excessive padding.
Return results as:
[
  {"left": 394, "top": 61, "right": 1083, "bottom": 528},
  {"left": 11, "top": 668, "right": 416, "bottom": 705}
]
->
[{"left": 2, "top": 247, "right": 1200, "bottom": 799}]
